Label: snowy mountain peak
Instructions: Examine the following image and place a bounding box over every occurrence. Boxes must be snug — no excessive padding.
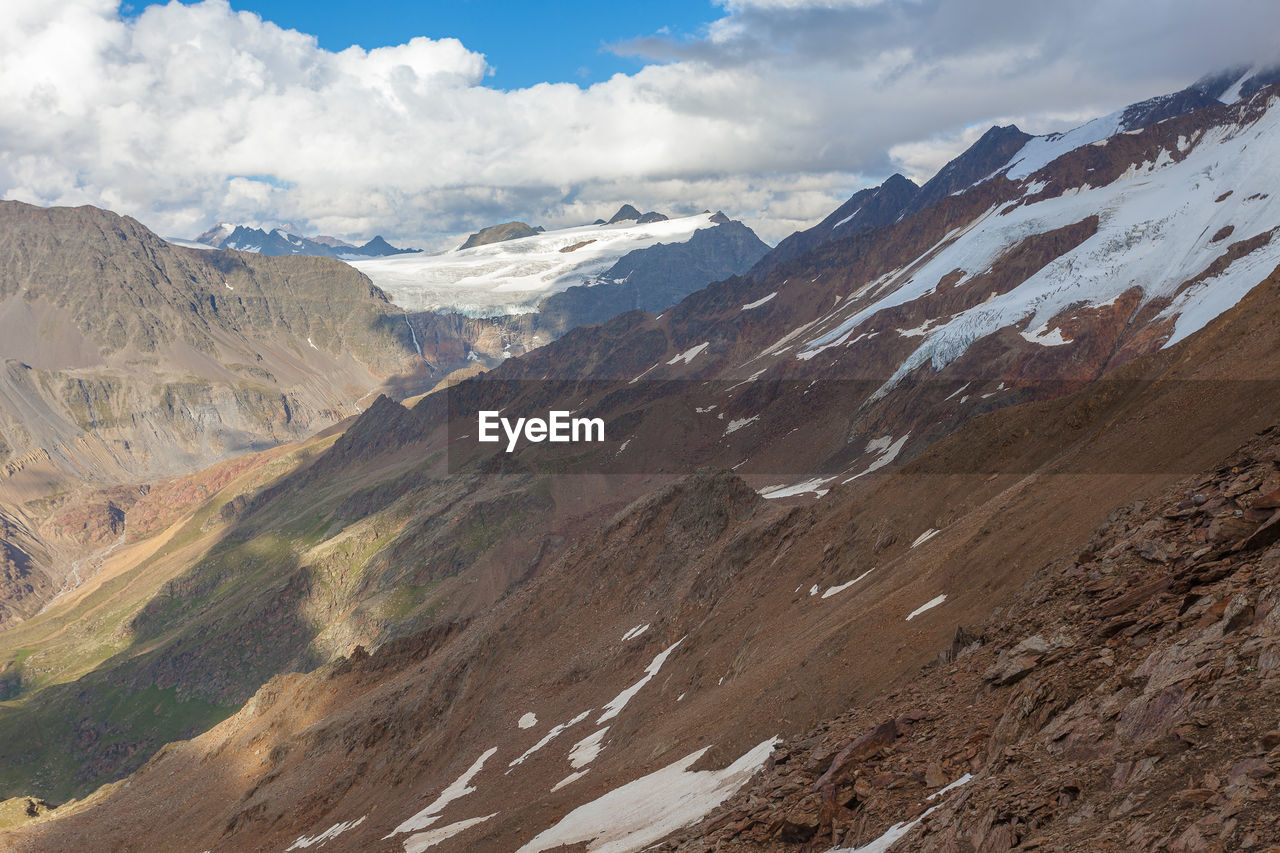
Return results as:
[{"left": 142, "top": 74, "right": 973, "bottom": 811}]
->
[
  {"left": 195, "top": 221, "right": 239, "bottom": 244},
  {"left": 774, "top": 77, "right": 1280, "bottom": 398},
  {"left": 1191, "top": 63, "right": 1280, "bottom": 104},
  {"left": 351, "top": 210, "right": 756, "bottom": 316}
]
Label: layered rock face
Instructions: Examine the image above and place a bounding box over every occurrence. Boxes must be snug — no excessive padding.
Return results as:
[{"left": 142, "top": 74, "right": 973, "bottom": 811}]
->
[
  {"left": 0, "top": 201, "right": 426, "bottom": 617},
  {"left": 0, "top": 201, "right": 420, "bottom": 492}
]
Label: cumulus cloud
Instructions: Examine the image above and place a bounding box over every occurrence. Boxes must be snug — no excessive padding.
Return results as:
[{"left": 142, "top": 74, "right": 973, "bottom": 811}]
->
[{"left": 2, "top": 0, "right": 1278, "bottom": 246}]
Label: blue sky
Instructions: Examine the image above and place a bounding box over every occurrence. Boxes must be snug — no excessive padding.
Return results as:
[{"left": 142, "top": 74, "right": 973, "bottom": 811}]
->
[{"left": 216, "top": 0, "right": 722, "bottom": 89}]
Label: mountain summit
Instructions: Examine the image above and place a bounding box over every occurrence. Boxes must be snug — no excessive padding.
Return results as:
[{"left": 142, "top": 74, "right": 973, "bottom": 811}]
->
[
  {"left": 194, "top": 223, "right": 419, "bottom": 259},
  {"left": 351, "top": 208, "right": 768, "bottom": 316},
  {"left": 458, "top": 221, "right": 544, "bottom": 249}
]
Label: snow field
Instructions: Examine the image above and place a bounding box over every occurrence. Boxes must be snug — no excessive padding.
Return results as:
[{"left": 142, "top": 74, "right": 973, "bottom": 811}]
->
[
  {"left": 788, "top": 98, "right": 1280, "bottom": 402},
  {"left": 906, "top": 594, "right": 947, "bottom": 621},
  {"left": 351, "top": 214, "right": 719, "bottom": 316}
]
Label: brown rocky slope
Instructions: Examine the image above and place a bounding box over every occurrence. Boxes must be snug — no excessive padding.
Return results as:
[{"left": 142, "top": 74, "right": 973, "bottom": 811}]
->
[
  {"left": 0, "top": 200, "right": 428, "bottom": 619},
  {"left": 4, "top": 257, "right": 1279, "bottom": 852},
  {"left": 666, "top": 429, "right": 1280, "bottom": 852}
]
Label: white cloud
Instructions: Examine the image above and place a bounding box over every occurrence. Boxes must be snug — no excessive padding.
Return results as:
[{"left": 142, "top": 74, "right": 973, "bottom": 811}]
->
[
  {"left": 888, "top": 125, "right": 997, "bottom": 186},
  {"left": 1, "top": 0, "right": 1277, "bottom": 247}
]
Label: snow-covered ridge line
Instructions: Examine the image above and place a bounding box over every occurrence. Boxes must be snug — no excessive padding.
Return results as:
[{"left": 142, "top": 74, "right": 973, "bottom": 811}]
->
[
  {"left": 351, "top": 213, "right": 720, "bottom": 317},
  {"left": 792, "top": 93, "right": 1280, "bottom": 399}
]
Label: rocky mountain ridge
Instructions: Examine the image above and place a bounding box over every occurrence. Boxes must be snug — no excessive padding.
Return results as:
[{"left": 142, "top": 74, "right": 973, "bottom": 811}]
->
[
  {"left": 195, "top": 223, "right": 420, "bottom": 259},
  {"left": 754, "top": 65, "right": 1280, "bottom": 279},
  {"left": 0, "top": 201, "right": 427, "bottom": 621},
  {"left": 0, "top": 203, "right": 421, "bottom": 488}
]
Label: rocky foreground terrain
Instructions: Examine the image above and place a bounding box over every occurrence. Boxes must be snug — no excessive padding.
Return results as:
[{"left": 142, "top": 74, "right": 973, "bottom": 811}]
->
[{"left": 666, "top": 427, "right": 1280, "bottom": 852}]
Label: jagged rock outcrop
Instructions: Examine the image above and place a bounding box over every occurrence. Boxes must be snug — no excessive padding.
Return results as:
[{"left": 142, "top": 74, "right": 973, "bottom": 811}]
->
[{"left": 459, "top": 221, "right": 543, "bottom": 249}]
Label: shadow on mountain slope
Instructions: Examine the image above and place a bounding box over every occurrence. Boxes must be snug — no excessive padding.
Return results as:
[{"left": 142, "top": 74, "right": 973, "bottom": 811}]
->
[{"left": 4, "top": 264, "right": 1279, "bottom": 851}]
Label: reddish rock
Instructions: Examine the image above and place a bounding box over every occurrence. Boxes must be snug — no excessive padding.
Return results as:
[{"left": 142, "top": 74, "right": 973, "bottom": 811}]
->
[
  {"left": 1252, "top": 489, "right": 1280, "bottom": 509},
  {"left": 1237, "top": 512, "right": 1280, "bottom": 552}
]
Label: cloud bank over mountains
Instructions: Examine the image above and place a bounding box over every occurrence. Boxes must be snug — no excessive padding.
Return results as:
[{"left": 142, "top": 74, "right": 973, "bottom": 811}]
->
[{"left": 3, "top": 0, "right": 1279, "bottom": 245}]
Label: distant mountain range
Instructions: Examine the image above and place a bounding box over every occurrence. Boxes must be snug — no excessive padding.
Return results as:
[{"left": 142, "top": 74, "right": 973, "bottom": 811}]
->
[
  {"left": 193, "top": 222, "right": 420, "bottom": 259},
  {"left": 352, "top": 205, "right": 768, "bottom": 317}
]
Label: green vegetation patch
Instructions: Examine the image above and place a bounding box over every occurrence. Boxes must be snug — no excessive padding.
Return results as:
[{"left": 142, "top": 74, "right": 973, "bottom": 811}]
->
[{"left": 0, "top": 683, "right": 234, "bottom": 802}]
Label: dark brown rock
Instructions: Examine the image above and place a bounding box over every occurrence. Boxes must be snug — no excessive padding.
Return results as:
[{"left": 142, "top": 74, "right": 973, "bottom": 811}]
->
[{"left": 1237, "top": 512, "right": 1280, "bottom": 552}]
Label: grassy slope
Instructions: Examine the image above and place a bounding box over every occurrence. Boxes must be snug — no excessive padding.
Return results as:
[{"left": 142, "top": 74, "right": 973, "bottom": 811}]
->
[
  {"left": 0, "top": 409, "right": 554, "bottom": 801},
  {"left": 0, "top": 435, "right": 342, "bottom": 800}
]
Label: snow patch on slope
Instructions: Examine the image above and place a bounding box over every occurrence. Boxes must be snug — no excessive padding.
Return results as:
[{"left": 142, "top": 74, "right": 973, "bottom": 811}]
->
[
  {"left": 386, "top": 748, "right": 498, "bottom": 837},
  {"left": 911, "top": 529, "right": 939, "bottom": 548},
  {"left": 598, "top": 638, "right": 684, "bottom": 723},
  {"left": 402, "top": 814, "right": 497, "bottom": 853},
  {"left": 906, "top": 594, "right": 947, "bottom": 621},
  {"left": 621, "top": 623, "right": 650, "bottom": 642},
  {"left": 829, "top": 773, "right": 974, "bottom": 852},
  {"left": 845, "top": 435, "right": 910, "bottom": 482},
  {"left": 759, "top": 476, "right": 834, "bottom": 500},
  {"left": 511, "top": 711, "right": 591, "bottom": 767},
  {"left": 287, "top": 816, "right": 366, "bottom": 850},
  {"left": 1004, "top": 109, "right": 1127, "bottom": 181},
  {"left": 552, "top": 770, "right": 591, "bottom": 792},
  {"left": 821, "top": 568, "right": 873, "bottom": 599},
  {"left": 517, "top": 738, "right": 779, "bottom": 853},
  {"left": 1217, "top": 68, "right": 1254, "bottom": 105},
  {"left": 668, "top": 342, "right": 710, "bottom": 365},
  {"left": 568, "top": 727, "right": 609, "bottom": 769}
]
